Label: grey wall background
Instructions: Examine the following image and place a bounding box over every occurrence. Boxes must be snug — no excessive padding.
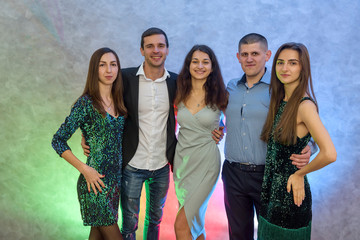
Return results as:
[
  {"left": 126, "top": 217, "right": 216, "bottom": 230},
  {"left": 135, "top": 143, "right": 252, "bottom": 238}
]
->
[{"left": 1, "top": 0, "right": 359, "bottom": 239}]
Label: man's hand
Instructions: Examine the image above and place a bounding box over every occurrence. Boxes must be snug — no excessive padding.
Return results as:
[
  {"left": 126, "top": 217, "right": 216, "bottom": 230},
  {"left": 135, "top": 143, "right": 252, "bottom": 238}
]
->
[
  {"left": 81, "top": 134, "right": 90, "bottom": 157},
  {"left": 289, "top": 145, "right": 311, "bottom": 169},
  {"left": 212, "top": 126, "right": 224, "bottom": 144}
]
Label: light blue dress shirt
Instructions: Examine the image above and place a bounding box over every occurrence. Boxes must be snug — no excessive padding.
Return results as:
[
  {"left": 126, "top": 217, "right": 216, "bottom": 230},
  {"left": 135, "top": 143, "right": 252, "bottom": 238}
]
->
[{"left": 224, "top": 69, "right": 271, "bottom": 165}]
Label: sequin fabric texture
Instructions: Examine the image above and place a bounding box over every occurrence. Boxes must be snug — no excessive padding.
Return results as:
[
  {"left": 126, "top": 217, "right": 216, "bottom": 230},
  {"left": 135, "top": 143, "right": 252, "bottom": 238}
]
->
[
  {"left": 258, "top": 98, "right": 312, "bottom": 240},
  {"left": 52, "top": 95, "right": 125, "bottom": 226}
]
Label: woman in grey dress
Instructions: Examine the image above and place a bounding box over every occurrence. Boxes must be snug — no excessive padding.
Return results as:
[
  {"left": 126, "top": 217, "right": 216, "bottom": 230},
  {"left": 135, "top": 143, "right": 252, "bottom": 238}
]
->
[{"left": 173, "top": 45, "right": 228, "bottom": 240}]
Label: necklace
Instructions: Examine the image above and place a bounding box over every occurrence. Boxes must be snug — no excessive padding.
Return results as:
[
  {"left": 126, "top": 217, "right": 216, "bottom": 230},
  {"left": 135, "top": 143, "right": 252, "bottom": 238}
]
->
[{"left": 103, "top": 101, "right": 112, "bottom": 111}]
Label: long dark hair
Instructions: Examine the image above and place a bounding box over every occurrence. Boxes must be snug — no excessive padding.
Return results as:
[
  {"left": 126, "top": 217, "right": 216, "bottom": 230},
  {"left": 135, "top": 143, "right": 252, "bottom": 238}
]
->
[
  {"left": 81, "top": 47, "right": 127, "bottom": 117},
  {"left": 175, "top": 45, "right": 228, "bottom": 111},
  {"left": 261, "top": 42, "right": 317, "bottom": 145}
]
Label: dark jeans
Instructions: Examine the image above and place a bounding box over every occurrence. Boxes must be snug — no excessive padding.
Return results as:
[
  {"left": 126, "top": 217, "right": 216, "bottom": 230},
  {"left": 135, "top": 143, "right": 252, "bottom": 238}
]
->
[
  {"left": 222, "top": 160, "right": 264, "bottom": 240},
  {"left": 121, "top": 164, "right": 170, "bottom": 240}
]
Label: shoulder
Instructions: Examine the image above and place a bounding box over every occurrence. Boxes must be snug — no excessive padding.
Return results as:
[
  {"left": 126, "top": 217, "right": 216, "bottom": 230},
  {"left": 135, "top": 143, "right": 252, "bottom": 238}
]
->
[
  {"left": 168, "top": 71, "right": 178, "bottom": 81},
  {"left": 121, "top": 67, "right": 139, "bottom": 78},
  {"left": 227, "top": 78, "right": 241, "bottom": 89},
  {"left": 75, "top": 95, "right": 92, "bottom": 106},
  {"left": 261, "top": 68, "right": 271, "bottom": 83},
  {"left": 298, "top": 98, "right": 318, "bottom": 120}
]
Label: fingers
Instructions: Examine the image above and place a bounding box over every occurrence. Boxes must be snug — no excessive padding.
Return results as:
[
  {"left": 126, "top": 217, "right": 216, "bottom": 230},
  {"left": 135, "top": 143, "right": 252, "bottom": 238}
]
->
[
  {"left": 293, "top": 187, "right": 305, "bottom": 207},
  {"left": 287, "top": 179, "right": 291, "bottom": 193},
  {"left": 91, "top": 182, "right": 98, "bottom": 195},
  {"left": 212, "top": 127, "right": 225, "bottom": 144},
  {"left": 212, "top": 129, "right": 221, "bottom": 144},
  {"left": 89, "top": 178, "right": 105, "bottom": 195},
  {"left": 290, "top": 158, "right": 308, "bottom": 169},
  {"left": 212, "top": 136, "right": 220, "bottom": 144},
  {"left": 84, "top": 167, "right": 105, "bottom": 195},
  {"left": 288, "top": 174, "right": 305, "bottom": 207},
  {"left": 212, "top": 129, "right": 221, "bottom": 137},
  {"left": 98, "top": 174, "right": 106, "bottom": 188},
  {"left": 290, "top": 147, "right": 311, "bottom": 169},
  {"left": 83, "top": 149, "right": 90, "bottom": 157},
  {"left": 301, "top": 145, "right": 311, "bottom": 154}
]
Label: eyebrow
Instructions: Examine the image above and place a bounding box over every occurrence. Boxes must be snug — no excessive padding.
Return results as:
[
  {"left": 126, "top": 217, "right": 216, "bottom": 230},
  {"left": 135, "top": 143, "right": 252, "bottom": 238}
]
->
[
  {"left": 99, "top": 61, "right": 117, "bottom": 63},
  {"left": 192, "top": 57, "right": 210, "bottom": 61},
  {"left": 277, "top": 58, "right": 299, "bottom": 62}
]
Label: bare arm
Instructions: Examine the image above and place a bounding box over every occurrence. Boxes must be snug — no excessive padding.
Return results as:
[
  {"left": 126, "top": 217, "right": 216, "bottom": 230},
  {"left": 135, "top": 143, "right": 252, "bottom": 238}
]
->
[
  {"left": 290, "top": 139, "right": 318, "bottom": 169},
  {"left": 289, "top": 145, "right": 311, "bottom": 169},
  {"left": 287, "top": 100, "right": 337, "bottom": 206}
]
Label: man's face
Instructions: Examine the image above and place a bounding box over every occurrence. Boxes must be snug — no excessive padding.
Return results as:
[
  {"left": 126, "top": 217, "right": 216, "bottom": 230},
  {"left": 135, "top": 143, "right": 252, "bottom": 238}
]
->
[
  {"left": 140, "top": 34, "right": 169, "bottom": 69},
  {"left": 237, "top": 42, "right": 271, "bottom": 79}
]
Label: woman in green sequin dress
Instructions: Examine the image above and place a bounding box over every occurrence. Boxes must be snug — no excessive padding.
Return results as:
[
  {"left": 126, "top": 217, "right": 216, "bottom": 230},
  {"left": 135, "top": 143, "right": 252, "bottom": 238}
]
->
[
  {"left": 52, "top": 48, "right": 127, "bottom": 240},
  {"left": 258, "top": 43, "right": 336, "bottom": 240}
]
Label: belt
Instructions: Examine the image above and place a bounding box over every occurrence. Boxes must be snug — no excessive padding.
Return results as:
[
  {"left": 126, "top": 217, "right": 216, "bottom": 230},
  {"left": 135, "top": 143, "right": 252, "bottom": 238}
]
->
[{"left": 227, "top": 160, "right": 265, "bottom": 172}]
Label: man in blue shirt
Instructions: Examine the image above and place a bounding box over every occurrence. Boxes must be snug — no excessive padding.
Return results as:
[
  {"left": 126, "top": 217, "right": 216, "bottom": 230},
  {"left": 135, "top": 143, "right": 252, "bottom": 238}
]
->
[{"left": 222, "top": 33, "right": 311, "bottom": 240}]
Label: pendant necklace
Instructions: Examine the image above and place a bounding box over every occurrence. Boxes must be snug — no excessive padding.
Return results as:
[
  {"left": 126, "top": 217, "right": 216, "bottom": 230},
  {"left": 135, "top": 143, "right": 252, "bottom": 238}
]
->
[{"left": 103, "top": 101, "right": 112, "bottom": 111}]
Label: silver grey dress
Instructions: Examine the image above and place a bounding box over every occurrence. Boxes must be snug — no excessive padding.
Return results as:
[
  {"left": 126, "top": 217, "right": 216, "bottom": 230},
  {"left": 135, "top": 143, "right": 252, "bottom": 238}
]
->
[{"left": 173, "top": 103, "right": 221, "bottom": 239}]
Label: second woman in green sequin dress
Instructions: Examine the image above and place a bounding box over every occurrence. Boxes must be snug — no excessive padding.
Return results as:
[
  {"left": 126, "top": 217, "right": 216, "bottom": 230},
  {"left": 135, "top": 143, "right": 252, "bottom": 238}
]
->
[
  {"left": 52, "top": 48, "right": 127, "bottom": 239},
  {"left": 258, "top": 43, "right": 336, "bottom": 240}
]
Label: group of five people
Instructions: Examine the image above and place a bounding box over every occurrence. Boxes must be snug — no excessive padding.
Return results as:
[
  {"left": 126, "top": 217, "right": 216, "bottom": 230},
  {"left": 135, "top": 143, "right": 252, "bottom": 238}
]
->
[{"left": 52, "top": 27, "right": 336, "bottom": 240}]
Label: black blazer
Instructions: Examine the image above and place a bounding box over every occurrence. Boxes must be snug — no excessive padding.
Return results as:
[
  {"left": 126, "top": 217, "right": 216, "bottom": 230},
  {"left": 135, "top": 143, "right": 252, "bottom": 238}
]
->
[{"left": 121, "top": 67, "right": 178, "bottom": 169}]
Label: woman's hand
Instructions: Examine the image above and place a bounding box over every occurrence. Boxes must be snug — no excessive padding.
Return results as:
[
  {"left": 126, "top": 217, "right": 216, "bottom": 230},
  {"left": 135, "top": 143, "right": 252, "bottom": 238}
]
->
[
  {"left": 81, "top": 165, "right": 105, "bottom": 195},
  {"left": 287, "top": 173, "right": 305, "bottom": 207}
]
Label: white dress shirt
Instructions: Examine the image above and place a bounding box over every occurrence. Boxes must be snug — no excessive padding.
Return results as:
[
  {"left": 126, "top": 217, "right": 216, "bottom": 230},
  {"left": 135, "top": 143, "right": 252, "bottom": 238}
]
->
[{"left": 128, "top": 62, "right": 170, "bottom": 170}]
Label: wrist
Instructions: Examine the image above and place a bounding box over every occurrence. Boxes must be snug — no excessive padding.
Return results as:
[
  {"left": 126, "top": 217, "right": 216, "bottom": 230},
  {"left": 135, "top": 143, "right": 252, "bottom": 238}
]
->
[
  {"left": 78, "top": 163, "right": 88, "bottom": 174},
  {"left": 294, "top": 170, "right": 305, "bottom": 177}
]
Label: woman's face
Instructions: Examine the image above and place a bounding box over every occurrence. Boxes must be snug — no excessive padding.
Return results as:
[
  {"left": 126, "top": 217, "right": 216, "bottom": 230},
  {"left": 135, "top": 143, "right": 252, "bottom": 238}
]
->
[
  {"left": 275, "top": 49, "right": 302, "bottom": 87},
  {"left": 189, "top": 50, "right": 212, "bottom": 82},
  {"left": 98, "top": 52, "right": 118, "bottom": 86}
]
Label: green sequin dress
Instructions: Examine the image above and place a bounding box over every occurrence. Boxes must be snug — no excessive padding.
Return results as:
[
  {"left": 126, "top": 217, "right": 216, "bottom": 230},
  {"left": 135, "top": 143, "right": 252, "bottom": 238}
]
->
[
  {"left": 52, "top": 95, "right": 125, "bottom": 226},
  {"left": 258, "top": 98, "right": 312, "bottom": 240}
]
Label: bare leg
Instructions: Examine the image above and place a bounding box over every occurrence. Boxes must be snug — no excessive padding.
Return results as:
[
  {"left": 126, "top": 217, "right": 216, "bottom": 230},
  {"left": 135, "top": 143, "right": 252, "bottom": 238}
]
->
[
  {"left": 89, "top": 227, "right": 103, "bottom": 240},
  {"left": 174, "top": 207, "right": 192, "bottom": 240},
  {"left": 98, "top": 223, "right": 123, "bottom": 240}
]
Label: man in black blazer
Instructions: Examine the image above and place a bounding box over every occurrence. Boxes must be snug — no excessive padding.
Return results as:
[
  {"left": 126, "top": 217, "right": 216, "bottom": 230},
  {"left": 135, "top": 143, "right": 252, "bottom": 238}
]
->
[
  {"left": 120, "top": 27, "right": 177, "bottom": 240},
  {"left": 82, "top": 27, "right": 221, "bottom": 239}
]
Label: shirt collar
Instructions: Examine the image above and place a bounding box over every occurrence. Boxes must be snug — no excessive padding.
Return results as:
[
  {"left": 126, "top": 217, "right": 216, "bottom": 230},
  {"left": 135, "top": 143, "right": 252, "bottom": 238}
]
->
[
  {"left": 237, "top": 67, "right": 269, "bottom": 87},
  {"left": 136, "top": 62, "right": 170, "bottom": 82}
]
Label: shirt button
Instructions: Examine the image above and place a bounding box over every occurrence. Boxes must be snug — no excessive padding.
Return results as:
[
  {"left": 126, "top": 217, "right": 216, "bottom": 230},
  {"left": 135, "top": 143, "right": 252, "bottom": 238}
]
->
[
  {"left": 242, "top": 118, "right": 245, "bottom": 120},
  {"left": 244, "top": 147, "right": 248, "bottom": 150},
  {"left": 243, "top": 104, "right": 246, "bottom": 107},
  {"left": 243, "top": 133, "right": 246, "bottom": 136},
  {"left": 247, "top": 90, "right": 249, "bottom": 93}
]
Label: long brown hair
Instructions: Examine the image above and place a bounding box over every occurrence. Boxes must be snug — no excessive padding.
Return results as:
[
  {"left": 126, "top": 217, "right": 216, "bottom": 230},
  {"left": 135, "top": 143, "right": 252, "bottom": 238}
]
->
[
  {"left": 174, "top": 45, "right": 228, "bottom": 111},
  {"left": 81, "top": 47, "right": 127, "bottom": 117},
  {"left": 261, "top": 42, "right": 317, "bottom": 145}
]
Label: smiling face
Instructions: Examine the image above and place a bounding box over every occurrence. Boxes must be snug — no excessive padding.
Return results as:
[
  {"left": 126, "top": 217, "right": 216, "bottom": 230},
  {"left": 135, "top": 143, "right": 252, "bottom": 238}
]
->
[
  {"left": 140, "top": 34, "right": 169, "bottom": 70},
  {"left": 275, "top": 49, "right": 302, "bottom": 88},
  {"left": 98, "top": 52, "right": 118, "bottom": 87},
  {"left": 189, "top": 50, "right": 212, "bottom": 82},
  {"left": 237, "top": 42, "right": 271, "bottom": 82}
]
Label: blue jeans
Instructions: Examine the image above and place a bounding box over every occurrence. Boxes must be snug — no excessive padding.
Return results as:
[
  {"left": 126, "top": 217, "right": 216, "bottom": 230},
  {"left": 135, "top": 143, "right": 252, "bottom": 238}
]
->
[{"left": 121, "top": 164, "right": 170, "bottom": 240}]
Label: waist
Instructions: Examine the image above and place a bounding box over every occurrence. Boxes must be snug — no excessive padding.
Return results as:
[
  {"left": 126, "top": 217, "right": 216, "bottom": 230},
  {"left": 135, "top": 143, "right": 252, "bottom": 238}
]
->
[{"left": 225, "top": 160, "right": 265, "bottom": 172}]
